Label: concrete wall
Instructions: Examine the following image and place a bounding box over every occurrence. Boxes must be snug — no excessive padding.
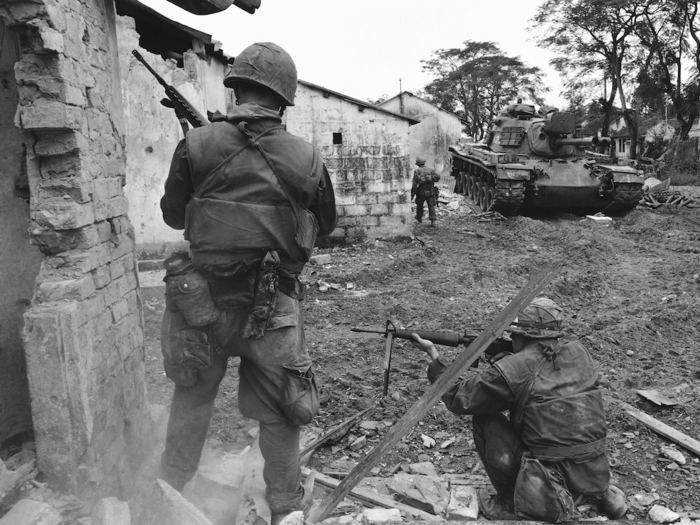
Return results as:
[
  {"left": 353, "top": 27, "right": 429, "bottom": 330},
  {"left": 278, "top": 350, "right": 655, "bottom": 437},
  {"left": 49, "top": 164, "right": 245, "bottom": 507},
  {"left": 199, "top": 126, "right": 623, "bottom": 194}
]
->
[
  {"left": 286, "top": 83, "right": 413, "bottom": 242},
  {"left": 0, "top": 20, "right": 44, "bottom": 446},
  {"left": 0, "top": 0, "right": 151, "bottom": 504},
  {"left": 117, "top": 15, "right": 232, "bottom": 258},
  {"left": 379, "top": 93, "right": 462, "bottom": 176}
]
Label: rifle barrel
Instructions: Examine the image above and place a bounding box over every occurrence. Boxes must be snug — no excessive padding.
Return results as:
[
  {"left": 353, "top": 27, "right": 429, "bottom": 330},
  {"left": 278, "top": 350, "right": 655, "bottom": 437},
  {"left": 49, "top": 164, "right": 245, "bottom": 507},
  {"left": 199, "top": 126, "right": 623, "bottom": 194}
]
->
[{"left": 350, "top": 327, "right": 386, "bottom": 335}]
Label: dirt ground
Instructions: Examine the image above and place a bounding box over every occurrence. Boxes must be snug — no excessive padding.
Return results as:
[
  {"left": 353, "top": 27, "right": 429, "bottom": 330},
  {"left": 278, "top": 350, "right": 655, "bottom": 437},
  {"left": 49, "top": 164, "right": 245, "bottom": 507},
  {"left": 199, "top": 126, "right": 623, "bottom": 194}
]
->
[{"left": 142, "top": 194, "right": 700, "bottom": 521}]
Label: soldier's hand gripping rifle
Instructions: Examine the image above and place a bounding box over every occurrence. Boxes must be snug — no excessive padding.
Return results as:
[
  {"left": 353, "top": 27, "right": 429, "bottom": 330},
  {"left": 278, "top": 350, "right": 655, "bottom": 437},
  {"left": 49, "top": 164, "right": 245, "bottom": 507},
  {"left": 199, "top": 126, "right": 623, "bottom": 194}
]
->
[
  {"left": 352, "top": 321, "right": 513, "bottom": 396},
  {"left": 131, "top": 50, "right": 210, "bottom": 134}
]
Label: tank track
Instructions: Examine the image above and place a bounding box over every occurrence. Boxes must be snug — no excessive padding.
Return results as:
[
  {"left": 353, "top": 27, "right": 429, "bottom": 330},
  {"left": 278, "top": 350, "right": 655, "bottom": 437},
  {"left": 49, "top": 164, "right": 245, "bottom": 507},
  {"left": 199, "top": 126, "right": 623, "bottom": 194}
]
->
[
  {"left": 491, "top": 179, "right": 526, "bottom": 216},
  {"left": 462, "top": 160, "right": 526, "bottom": 216},
  {"left": 603, "top": 183, "right": 644, "bottom": 214}
]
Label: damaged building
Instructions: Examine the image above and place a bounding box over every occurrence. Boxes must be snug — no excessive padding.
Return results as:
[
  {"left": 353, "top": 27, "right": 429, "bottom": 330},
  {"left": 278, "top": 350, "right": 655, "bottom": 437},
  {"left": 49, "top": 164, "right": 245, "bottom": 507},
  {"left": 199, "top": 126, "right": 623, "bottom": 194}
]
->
[
  {"left": 110, "top": 1, "right": 418, "bottom": 255},
  {"left": 379, "top": 91, "right": 463, "bottom": 177},
  {"left": 0, "top": 0, "right": 256, "bottom": 510}
]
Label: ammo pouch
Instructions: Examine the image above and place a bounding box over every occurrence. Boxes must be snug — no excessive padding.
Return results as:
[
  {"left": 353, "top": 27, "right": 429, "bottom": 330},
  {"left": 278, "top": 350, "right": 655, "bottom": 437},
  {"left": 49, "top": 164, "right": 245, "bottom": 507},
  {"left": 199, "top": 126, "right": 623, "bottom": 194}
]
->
[
  {"left": 164, "top": 253, "right": 221, "bottom": 327},
  {"left": 514, "top": 454, "right": 578, "bottom": 523},
  {"left": 280, "top": 364, "right": 319, "bottom": 426}
]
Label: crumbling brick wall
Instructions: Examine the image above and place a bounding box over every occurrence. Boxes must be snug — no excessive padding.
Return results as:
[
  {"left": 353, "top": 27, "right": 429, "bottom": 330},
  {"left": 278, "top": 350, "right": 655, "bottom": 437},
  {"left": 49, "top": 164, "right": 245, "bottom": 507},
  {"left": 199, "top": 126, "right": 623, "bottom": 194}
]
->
[
  {"left": 117, "top": 15, "right": 233, "bottom": 257},
  {"left": 286, "top": 82, "right": 413, "bottom": 242},
  {"left": 0, "top": 0, "right": 152, "bottom": 503}
]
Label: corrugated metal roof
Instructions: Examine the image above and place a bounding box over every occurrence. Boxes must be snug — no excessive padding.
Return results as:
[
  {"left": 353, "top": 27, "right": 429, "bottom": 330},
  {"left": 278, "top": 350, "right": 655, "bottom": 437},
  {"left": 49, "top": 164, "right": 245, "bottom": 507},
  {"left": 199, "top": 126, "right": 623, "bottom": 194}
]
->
[
  {"left": 297, "top": 80, "right": 420, "bottom": 125},
  {"left": 165, "top": 0, "right": 260, "bottom": 15}
]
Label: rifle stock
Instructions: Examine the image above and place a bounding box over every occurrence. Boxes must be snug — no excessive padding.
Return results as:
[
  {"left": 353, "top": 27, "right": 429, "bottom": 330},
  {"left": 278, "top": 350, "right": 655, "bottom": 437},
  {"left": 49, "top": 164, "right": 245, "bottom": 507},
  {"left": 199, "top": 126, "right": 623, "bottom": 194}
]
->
[{"left": 132, "top": 50, "right": 209, "bottom": 131}]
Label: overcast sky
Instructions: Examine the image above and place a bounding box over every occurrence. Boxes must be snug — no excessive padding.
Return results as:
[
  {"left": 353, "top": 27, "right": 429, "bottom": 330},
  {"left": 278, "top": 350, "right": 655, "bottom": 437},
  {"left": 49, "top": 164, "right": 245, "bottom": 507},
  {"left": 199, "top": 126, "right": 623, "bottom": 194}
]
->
[{"left": 138, "top": 0, "right": 570, "bottom": 108}]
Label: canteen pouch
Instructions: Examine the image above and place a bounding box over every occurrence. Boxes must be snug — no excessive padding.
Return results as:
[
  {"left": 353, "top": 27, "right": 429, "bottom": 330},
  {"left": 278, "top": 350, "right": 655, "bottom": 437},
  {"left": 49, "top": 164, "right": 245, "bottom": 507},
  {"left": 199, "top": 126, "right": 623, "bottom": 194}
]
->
[
  {"left": 165, "top": 269, "right": 221, "bottom": 327},
  {"left": 280, "top": 363, "right": 319, "bottom": 426},
  {"left": 514, "top": 455, "right": 578, "bottom": 523}
]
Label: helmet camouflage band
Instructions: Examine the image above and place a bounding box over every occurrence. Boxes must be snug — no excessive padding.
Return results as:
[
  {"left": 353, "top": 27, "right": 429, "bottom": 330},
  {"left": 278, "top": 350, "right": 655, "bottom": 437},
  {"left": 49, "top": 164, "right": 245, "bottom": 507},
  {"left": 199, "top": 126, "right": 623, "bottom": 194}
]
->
[
  {"left": 415, "top": 157, "right": 426, "bottom": 166},
  {"left": 509, "top": 297, "right": 564, "bottom": 338},
  {"left": 224, "top": 42, "right": 297, "bottom": 106}
]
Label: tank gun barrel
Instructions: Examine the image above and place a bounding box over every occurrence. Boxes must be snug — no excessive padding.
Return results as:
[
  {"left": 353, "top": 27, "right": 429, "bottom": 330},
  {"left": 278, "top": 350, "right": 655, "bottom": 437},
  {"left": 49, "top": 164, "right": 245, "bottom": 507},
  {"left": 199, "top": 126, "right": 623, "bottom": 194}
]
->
[{"left": 552, "top": 135, "right": 610, "bottom": 148}]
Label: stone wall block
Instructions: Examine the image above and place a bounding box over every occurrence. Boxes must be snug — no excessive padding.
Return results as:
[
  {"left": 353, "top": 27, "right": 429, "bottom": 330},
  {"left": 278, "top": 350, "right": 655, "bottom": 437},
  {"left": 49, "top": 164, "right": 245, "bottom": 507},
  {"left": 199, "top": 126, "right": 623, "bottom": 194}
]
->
[
  {"left": 62, "top": 239, "right": 111, "bottom": 269},
  {"left": 0, "top": 498, "right": 62, "bottom": 525},
  {"left": 35, "top": 130, "right": 86, "bottom": 157},
  {"left": 33, "top": 199, "right": 96, "bottom": 230},
  {"left": 23, "top": 303, "right": 91, "bottom": 489},
  {"left": 93, "top": 265, "right": 111, "bottom": 289},
  {"left": 38, "top": 177, "right": 94, "bottom": 203},
  {"left": 93, "top": 195, "right": 128, "bottom": 222},
  {"left": 19, "top": 99, "right": 83, "bottom": 131},
  {"left": 96, "top": 221, "right": 112, "bottom": 243},
  {"left": 74, "top": 294, "right": 107, "bottom": 328},
  {"left": 93, "top": 177, "right": 125, "bottom": 202},
  {"left": 110, "top": 232, "right": 134, "bottom": 260},
  {"left": 30, "top": 225, "right": 101, "bottom": 255},
  {"left": 40, "top": 152, "right": 82, "bottom": 179},
  {"left": 37, "top": 275, "right": 96, "bottom": 303},
  {"left": 27, "top": 19, "right": 64, "bottom": 54}
]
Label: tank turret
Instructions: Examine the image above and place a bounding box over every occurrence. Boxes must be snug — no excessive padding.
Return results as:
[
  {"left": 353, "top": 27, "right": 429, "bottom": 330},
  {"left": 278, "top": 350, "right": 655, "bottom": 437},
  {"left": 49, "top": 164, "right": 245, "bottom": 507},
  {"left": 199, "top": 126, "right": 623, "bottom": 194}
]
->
[{"left": 449, "top": 103, "right": 643, "bottom": 215}]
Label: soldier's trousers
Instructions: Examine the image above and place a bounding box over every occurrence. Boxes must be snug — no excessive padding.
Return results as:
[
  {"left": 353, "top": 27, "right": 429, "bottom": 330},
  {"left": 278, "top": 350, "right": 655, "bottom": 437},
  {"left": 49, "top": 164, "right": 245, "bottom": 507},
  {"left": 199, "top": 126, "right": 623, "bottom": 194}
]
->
[
  {"left": 160, "top": 292, "right": 317, "bottom": 514},
  {"left": 415, "top": 194, "right": 437, "bottom": 221},
  {"left": 472, "top": 413, "right": 525, "bottom": 498}
]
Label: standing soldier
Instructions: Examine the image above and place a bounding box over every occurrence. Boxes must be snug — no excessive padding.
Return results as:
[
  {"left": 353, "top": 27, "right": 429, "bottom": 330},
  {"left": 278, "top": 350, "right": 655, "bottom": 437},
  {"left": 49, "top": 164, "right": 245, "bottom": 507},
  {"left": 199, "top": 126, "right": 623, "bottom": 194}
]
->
[
  {"left": 411, "top": 157, "right": 440, "bottom": 227},
  {"left": 159, "top": 42, "right": 337, "bottom": 525}
]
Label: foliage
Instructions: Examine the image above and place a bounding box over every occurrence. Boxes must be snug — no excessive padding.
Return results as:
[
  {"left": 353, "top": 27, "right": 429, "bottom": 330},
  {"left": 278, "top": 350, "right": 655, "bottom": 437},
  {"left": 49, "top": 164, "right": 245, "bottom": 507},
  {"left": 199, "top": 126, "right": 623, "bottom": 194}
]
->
[
  {"left": 533, "top": 0, "right": 643, "bottom": 157},
  {"left": 420, "top": 41, "right": 546, "bottom": 141},
  {"left": 367, "top": 94, "right": 388, "bottom": 106}
]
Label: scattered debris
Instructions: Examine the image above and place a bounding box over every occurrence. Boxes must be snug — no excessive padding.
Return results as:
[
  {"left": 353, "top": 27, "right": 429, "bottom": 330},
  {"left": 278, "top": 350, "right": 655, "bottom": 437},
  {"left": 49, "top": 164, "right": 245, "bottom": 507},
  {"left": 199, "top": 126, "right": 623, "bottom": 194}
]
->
[
  {"left": 636, "top": 384, "right": 693, "bottom": 407},
  {"left": 0, "top": 498, "right": 61, "bottom": 525},
  {"left": 446, "top": 486, "right": 479, "bottom": 520},
  {"left": 618, "top": 401, "right": 700, "bottom": 456},
  {"left": 362, "top": 507, "right": 402, "bottom": 524},
  {"left": 641, "top": 190, "right": 700, "bottom": 208},
  {"left": 420, "top": 435, "right": 435, "bottom": 448},
  {"left": 648, "top": 504, "right": 681, "bottom": 523},
  {"left": 661, "top": 446, "right": 686, "bottom": 466},
  {"left": 310, "top": 254, "right": 332, "bottom": 265},
  {"left": 586, "top": 214, "right": 613, "bottom": 227}
]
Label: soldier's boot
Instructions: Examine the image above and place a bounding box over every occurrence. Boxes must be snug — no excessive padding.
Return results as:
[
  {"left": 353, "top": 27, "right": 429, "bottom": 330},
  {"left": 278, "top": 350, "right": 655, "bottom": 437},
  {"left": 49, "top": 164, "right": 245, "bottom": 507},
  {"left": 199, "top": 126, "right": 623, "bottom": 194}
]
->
[
  {"left": 477, "top": 488, "right": 519, "bottom": 520},
  {"left": 597, "top": 485, "right": 627, "bottom": 520},
  {"left": 415, "top": 215, "right": 422, "bottom": 223},
  {"left": 430, "top": 219, "right": 436, "bottom": 227}
]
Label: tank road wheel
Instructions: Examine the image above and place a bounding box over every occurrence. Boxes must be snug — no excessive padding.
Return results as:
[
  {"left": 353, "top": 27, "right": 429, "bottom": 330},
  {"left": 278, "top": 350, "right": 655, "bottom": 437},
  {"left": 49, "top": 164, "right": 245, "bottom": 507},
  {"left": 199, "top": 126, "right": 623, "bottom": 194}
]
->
[
  {"left": 474, "top": 178, "right": 482, "bottom": 207},
  {"left": 468, "top": 174, "right": 476, "bottom": 200},
  {"left": 480, "top": 183, "right": 495, "bottom": 211}
]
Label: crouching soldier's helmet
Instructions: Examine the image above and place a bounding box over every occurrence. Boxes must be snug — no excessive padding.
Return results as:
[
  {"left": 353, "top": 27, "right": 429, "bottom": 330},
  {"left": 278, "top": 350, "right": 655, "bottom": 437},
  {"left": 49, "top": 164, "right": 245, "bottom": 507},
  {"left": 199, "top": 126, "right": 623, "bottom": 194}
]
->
[
  {"left": 224, "top": 42, "right": 297, "bottom": 106},
  {"left": 415, "top": 157, "right": 426, "bottom": 166},
  {"left": 509, "top": 297, "right": 564, "bottom": 339}
]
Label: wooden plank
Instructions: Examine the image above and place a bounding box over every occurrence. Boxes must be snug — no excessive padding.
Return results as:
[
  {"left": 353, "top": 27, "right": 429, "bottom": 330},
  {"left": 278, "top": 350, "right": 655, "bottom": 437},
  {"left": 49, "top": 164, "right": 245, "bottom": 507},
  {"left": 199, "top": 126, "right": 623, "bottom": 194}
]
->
[
  {"left": 309, "top": 263, "right": 562, "bottom": 522},
  {"left": 617, "top": 401, "right": 700, "bottom": 456},
  {"left": 300, "top": 406, "right": 375, "bottom": 464},
  {"left": 303, "top": 469, "right": 440, "bottom": 521}
]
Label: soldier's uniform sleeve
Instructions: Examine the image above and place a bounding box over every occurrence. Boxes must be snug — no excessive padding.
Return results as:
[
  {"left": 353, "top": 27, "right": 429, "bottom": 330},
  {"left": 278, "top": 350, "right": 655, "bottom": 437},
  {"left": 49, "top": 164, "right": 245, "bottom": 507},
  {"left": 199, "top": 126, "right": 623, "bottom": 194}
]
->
[
  {"left": 160, "top": 139, "right": 194, "bottom": 230},
  {"left": 432, "top": 169, "right": 441, "bottom": 182},
  {"left": 309, "top": 164, "right": 338, "bottom": 236},
  {"left": 427, "top": 357, "right": 514, "bottom": 415}
]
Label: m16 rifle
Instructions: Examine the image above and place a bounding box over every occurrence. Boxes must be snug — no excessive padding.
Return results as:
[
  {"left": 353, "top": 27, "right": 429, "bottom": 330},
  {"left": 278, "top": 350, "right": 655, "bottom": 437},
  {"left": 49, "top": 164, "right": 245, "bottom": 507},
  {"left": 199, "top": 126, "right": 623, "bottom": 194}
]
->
[
  {"left": 351, "top": 321, "right": 513, "bottom": 396},
  {"left": 131, "top": 50, "right": 210, "bottom": 134}
]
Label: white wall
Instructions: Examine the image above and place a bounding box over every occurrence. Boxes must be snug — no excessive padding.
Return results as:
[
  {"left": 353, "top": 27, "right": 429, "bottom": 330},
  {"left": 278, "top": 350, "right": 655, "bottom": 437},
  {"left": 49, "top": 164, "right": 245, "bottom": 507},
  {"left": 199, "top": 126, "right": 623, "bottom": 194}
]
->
[
  {"left": 286, "top": 84, "right": 413, "bottom": 241},
  {"left": 380, "top": 94, "right": 462, "bottom": 175}
]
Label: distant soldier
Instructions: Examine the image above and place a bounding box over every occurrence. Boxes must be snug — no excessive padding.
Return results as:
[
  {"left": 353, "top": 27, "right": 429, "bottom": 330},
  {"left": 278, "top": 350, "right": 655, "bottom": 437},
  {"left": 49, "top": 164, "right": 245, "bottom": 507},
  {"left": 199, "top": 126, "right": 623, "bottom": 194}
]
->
[
  {"left": 411, "top": 298, "right": 627, "bottom": 523},
  {"left": 411, "top": 157, "right": 440, "bottom": 226}
]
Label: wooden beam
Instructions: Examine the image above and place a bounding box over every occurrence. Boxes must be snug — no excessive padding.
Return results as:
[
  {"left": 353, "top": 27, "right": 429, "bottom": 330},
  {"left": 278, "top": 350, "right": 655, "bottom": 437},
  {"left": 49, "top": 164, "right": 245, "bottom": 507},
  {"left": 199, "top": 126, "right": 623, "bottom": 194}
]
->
[
  {"left": 303, "top": 469, "right": 440, "bottom": 521},
  {"left": 300, "top": 406, "right": 375, "bottom": 464},
  {"left": 309, "top": 263, "right": 562, "bottom": 522},
  {"left": 618, "top": 401, "right": 700, "bottom": 456}
]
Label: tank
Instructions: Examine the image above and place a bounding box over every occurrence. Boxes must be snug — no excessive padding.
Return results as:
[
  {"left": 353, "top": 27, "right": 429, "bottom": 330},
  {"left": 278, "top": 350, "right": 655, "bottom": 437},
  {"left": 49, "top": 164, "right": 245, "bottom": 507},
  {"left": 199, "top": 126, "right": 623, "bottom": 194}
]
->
[{"left": 449, "top": 103, "right": 644, "bottom": 215}]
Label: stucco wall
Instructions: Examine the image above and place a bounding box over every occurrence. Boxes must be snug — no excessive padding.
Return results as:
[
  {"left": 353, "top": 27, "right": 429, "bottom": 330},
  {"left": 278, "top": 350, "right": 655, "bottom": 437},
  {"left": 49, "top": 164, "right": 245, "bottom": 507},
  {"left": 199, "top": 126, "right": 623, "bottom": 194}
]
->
[
  {"left": 0, "top": 20, "right": 43, "bottom": 445},
  {"left": 286, "top": 83, "right": 413, "bottom": 241},
  {"left": 117, "top": 15, "right": 232, "bottom": 257},
  {"left": 0, "top": 0, "right": 152, "bottom": 504},
  {"left": 380, "top": 94, "right": 462, "bottom": 176}
]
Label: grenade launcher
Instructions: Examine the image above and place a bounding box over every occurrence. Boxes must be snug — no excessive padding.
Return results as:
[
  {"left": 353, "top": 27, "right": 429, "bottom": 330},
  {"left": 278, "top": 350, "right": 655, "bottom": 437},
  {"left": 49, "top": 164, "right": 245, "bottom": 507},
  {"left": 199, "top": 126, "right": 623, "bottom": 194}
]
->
[{"left": 351, "top": 321, "right": 513, "bottom": 396}]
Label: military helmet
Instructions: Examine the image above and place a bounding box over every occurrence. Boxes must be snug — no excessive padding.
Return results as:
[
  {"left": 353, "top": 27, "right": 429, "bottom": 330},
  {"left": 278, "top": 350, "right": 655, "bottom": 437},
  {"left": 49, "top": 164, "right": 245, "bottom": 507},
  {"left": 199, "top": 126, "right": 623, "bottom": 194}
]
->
[
  {"left": 224, "top": 42, "right": 297, "bottom": 106},
  {"left": 509, "top": 297, "right": 564, "bottom": 339},
  {"left": 415, "top": 157, "right": 426, "bottom": 166}
]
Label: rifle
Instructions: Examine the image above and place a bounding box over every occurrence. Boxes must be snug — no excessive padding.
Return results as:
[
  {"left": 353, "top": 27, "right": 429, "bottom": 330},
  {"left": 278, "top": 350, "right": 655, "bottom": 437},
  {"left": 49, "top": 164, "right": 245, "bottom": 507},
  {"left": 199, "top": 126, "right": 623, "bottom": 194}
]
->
[
  {"left": 131, "top": 50, "right": 210, "bottom": 134},
  {"left": 351, "top": 321, "right": 513, "bottom": 396}
]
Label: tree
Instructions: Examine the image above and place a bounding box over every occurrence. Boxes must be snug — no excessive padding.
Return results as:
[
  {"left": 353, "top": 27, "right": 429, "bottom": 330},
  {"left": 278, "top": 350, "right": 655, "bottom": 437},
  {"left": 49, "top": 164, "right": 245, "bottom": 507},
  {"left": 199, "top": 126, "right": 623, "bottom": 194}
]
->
[
  {"left": 421, "top": 41, "right": 546, "bottom": 141},
  {"left": 634, "top": 0, "right": 700, "bottom": 139},
  {"left": 533, "top": 0, "right": 644, "bottom": 158},
  {"left": 367, "top": 94, "right": 388, "bottom": 106}
]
